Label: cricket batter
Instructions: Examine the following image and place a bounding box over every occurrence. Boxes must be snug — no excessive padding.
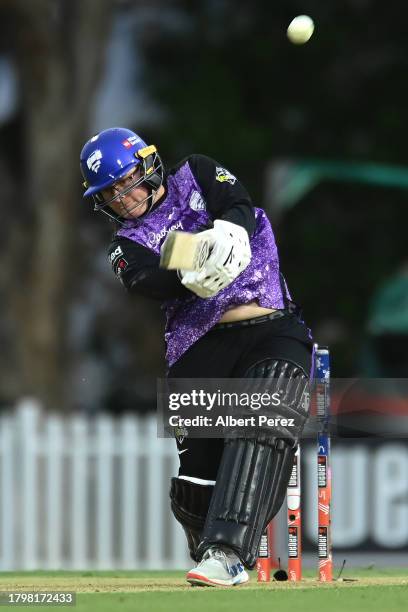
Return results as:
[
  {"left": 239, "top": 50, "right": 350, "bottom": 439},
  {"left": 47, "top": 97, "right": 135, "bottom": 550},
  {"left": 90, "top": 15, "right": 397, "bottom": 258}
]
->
[{"left": 80, "top": 128, "right": 313, "bottom": 586}]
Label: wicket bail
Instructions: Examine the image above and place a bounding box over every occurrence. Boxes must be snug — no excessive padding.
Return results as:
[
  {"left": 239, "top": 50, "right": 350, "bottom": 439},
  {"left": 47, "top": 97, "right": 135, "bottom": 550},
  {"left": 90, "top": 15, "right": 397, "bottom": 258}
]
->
[{"left": 256, "top": 345, "right": 333, "bottom": 582}]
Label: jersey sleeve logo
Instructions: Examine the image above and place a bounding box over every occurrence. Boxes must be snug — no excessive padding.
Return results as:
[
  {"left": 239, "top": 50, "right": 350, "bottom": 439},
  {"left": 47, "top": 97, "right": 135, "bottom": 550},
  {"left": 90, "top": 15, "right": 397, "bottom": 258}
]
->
[
  {"left": 109, "top": 245, "right": 123, "bottom": 266},
  {"left": 215, "top": 166, "right": 237, "bottom": 185},
  {"left": 108, "top": 245, "right": 128, "bottom": 277},
  {"left": 115, "top": 257, "right": 128, "bottom": 277}
]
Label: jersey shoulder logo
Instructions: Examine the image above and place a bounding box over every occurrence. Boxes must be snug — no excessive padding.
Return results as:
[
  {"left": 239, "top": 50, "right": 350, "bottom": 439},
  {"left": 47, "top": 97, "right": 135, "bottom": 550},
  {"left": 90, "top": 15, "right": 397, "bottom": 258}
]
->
[
  {"left": 189, "top": 190, "right": 206, "bottom": 211},
  {"left": 215, "top": 166, "right": 237, "bottom": 185}
]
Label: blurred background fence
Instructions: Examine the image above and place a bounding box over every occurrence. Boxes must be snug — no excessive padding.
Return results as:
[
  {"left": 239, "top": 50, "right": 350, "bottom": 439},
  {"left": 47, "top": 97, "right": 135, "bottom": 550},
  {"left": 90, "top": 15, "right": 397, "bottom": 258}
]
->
[
  {"left": 1, "top": 402, "right": 407, "bottom": 570},
  {"left": 0, "top": 401, "right": 187, "bottom": 570}
]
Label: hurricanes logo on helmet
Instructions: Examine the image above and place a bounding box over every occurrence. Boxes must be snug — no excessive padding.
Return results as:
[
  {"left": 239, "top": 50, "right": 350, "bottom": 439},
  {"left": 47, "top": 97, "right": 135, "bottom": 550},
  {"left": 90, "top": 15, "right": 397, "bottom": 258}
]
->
[{"left": 87, "top": 150, "right": 103, "bottom": 173}]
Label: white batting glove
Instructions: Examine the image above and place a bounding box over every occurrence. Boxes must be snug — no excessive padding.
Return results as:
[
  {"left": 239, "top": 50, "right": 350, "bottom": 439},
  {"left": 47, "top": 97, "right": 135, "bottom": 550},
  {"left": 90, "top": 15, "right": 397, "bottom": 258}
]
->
[
  {"left": 179, "top": 220, "right": 251, "bottom": 298},
  {"left": 179, "top": 269, "right": 217, "bottom": 298}
]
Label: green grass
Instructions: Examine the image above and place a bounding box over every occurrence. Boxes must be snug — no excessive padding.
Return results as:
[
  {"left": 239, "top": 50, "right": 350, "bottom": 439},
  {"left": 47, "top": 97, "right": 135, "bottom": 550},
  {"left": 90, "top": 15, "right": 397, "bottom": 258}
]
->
[{"left": 0, "top": 569, "right": 406, "bottom": 612}]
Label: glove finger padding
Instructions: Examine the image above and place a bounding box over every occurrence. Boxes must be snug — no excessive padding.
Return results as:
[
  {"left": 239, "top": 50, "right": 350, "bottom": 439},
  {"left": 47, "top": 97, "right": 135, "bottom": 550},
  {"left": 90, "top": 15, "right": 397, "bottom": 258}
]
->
[
  {"left": 179, "top": 269, "right": 216, "bottom": 298},
  {"left": 179, "top": 220, "right": 251, "bottom": 298}
]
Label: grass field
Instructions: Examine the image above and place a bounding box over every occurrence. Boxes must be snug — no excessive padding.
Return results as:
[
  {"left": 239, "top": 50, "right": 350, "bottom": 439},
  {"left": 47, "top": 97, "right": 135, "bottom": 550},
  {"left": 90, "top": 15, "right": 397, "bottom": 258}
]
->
[{"left": 0, "top": 568, "right": 406, "bottom": 611}]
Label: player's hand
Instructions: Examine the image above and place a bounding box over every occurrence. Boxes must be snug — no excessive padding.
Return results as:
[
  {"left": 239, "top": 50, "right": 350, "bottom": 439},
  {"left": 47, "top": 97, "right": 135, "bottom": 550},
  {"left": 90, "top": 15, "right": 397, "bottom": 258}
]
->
[
  {"left": 179, "top": 268, "right": 218, "bottom": 298},
  {"left": 179, "top": 220, "right": 251, "bottom": 298}
]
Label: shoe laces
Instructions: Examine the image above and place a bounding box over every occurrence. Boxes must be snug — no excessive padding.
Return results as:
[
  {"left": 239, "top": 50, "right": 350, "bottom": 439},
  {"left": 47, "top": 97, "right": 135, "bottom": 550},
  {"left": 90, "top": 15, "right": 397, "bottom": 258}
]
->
[{"left": 201, "top": 546, "right": 231, "bottom": 571}]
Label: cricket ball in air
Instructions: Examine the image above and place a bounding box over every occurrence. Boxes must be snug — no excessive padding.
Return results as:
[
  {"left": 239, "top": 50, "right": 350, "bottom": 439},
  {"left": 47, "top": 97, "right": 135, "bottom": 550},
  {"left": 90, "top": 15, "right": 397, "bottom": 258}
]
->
[{"left": 287, "top": 15, "right": 315, "bottom": 45}]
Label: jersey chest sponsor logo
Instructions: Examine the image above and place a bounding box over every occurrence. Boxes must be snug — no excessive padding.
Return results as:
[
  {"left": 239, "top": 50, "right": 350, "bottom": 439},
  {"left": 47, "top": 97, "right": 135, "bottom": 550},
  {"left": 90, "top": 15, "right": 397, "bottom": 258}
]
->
[
  {"left": 189, "top": 190, "right": 206, "bottom": 211},
  {"left": 147, "top": 220, "right": 183, "bottom": 249}
]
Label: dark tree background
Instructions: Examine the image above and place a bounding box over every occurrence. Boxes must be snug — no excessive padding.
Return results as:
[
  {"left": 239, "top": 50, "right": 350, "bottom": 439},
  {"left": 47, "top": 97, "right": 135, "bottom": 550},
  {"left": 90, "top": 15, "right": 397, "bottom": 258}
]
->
[
  {"left": 0, "top": 0, "right": 114, "bottom": 409},
  {"left": 1, "top": 0, "right": 407, "bottom": 410},
  {"left": 139, "top": 0, "right": 408, "bottom": 375}
]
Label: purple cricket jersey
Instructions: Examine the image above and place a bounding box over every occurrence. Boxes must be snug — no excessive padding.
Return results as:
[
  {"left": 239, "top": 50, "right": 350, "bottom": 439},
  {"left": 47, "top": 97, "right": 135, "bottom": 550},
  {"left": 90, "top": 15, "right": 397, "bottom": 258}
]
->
[{"left": 117, "top": 160, "right": 288, "bottom": 366}]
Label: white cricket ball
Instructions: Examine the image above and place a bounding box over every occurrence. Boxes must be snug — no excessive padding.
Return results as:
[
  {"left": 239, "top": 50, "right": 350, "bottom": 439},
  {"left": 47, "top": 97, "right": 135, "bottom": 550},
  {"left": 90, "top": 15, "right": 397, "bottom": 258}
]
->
[{"left": 287, "top": 15, "right": 315, "bottom": 45}]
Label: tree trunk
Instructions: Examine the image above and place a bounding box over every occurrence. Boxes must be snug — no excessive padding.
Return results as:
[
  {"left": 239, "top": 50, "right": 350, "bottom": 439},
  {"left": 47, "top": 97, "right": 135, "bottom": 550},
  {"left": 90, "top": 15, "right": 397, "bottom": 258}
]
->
[{"left": 8, "top": 0, "right": 114, "bottom": 408}]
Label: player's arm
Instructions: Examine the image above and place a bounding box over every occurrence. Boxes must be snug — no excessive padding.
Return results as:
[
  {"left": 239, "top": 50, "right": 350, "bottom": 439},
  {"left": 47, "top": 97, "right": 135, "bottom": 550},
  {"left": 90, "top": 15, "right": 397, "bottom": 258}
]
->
[
  {"left": 108, "top": 237, "right": 190, "bottom": 300},
  {"left": 188, "top": 154, "right": 256, "bottom": 236},
  {"left": 170, "top": 155, "right": 253, "bottom": 298}
]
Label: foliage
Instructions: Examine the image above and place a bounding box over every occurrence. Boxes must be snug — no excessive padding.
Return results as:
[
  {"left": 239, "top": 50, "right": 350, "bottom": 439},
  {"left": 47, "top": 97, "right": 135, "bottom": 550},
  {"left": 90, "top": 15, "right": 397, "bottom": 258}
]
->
[{"left": 140, "top": 0, "right": 408, "bottom": 374}]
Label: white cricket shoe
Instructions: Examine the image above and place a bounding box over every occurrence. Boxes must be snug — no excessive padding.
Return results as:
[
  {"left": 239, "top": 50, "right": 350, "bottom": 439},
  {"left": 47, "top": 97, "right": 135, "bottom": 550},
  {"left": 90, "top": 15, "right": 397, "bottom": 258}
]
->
[{"left": 186, "top": 547, "right": 249, "bottom": 587}]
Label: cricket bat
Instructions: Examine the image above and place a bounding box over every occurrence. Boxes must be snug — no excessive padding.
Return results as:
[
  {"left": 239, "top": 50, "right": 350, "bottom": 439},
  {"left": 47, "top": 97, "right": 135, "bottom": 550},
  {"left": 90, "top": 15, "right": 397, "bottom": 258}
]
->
[{"left": 160, "top": 231, "right": 212, "bottom": 271}]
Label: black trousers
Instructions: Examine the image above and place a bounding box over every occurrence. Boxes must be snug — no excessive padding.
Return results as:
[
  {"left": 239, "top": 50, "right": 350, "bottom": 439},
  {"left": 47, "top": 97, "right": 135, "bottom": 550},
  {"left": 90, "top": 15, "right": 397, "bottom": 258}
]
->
[{"left": 168, "top": 312, "right": 314, "bottom": 481}]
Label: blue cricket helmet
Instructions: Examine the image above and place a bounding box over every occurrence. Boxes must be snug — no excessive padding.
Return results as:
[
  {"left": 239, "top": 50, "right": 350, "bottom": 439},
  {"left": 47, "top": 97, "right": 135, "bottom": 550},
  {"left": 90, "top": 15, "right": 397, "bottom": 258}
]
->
[
  {"left": 80, "top": 127, "right": 164, "bottom": 220},
  {"left": 80, "top": 127, "right": 147, "bottom": 197}
]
